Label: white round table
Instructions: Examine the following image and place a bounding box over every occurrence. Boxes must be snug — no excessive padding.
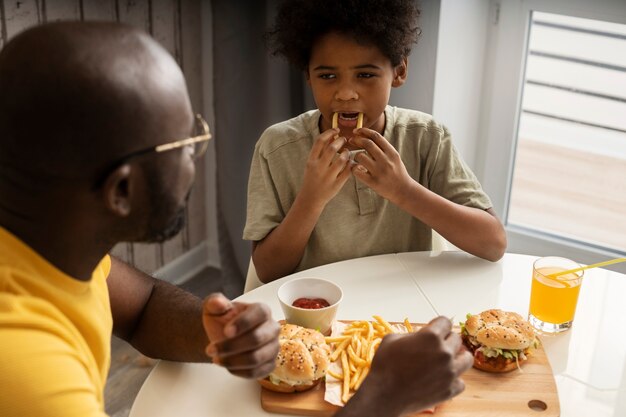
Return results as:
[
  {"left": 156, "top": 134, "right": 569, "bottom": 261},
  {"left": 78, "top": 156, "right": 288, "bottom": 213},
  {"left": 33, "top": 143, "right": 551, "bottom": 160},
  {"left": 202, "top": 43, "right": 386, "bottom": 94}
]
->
[{"left": 129, "top": 251, "right": 626, "bottom": 417}]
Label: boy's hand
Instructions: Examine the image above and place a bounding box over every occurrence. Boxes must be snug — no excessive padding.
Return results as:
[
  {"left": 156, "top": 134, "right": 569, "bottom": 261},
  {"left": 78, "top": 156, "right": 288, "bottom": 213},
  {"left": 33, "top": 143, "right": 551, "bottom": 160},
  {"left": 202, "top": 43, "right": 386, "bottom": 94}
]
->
[
  {"left": 349, "top": 128, "right": 415, "bottom": 203},
  {"left": 300, "top": 128, "right": 352, "bottom": 207},
  {"left": 202, "top": 293, "right": 280, "bottom": 379}
]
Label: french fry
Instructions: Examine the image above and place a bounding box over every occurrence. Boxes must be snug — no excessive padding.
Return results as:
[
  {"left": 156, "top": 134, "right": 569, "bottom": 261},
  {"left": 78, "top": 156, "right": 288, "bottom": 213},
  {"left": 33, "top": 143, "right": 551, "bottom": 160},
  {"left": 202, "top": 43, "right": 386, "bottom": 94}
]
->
[
  {"left": 373, "top": 315, "right": 395, "bottom": 334},
  {"left": 325, "top": 335, "right": 350, "bottom": 343},
  {"left": 330, "top": 337, "right": 351, "bottom": 362},
  {"left": 332, "top": 112, "right": 338, "bottom": 129},
  {"left": 404, "top": 318, "right": 413, "bottom": 333},
  {"left": 368, "top": 338, "right": 382, "bottom": 362},
  {"left": 347, "top": 345, "right": 367, "bottom": 367},
  {"left": 357, "top": 112, "right": 363, "bottom": 129},
  {"left": 327, "top": 369, "right": 344, "bottom": 380},
  {"left": 354, "top": 366, "right": 369, "bottom": 390},
  {"left": 341, "top": 351, "right": 350, "bottom": 404},
  {"left": 349, "top": 365, "right": 362, "bottom": 389}
]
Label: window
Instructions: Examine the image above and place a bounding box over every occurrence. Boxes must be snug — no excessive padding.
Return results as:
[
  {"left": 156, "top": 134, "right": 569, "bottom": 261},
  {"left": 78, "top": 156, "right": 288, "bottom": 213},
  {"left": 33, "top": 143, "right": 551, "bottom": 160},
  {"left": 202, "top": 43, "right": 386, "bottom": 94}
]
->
[
  {"left": 479, "top": 0, "right": 626, "bottom": 271},
  {"left": 508, "top": 12, "right": 626, "bottom": 252}
]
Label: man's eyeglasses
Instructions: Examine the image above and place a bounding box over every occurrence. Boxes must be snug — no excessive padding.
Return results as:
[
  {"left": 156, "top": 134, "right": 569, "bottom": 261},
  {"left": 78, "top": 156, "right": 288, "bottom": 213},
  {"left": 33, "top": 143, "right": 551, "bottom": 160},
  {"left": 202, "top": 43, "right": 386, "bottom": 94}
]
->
[
  {"left": 118, "top": 114, "right": 212, "bottom": 163},
  {"left": 94, "top": 114, "right": 212, "bottom": 188}
]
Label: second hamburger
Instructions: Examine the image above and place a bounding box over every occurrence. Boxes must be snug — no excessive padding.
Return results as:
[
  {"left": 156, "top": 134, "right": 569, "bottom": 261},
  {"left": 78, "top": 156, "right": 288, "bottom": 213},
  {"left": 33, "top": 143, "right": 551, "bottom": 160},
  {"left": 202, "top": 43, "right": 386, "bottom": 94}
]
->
[{"left": 461, "top": 309, "right": 539, "bottom": 373}]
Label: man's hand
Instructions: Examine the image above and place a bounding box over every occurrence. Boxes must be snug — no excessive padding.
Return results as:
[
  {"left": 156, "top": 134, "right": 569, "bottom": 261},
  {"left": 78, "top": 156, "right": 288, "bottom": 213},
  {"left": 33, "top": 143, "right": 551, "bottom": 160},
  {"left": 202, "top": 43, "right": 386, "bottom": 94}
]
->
[
  {"left": 349, "top": 128, "right": 415, "bottom": 204},
  {"left": 300, "top": 128, "right": 352, "bottom": 208},
  {"left": 341, "top": 316, "right": 473, "bottom": 417},
  {"left": 202, "top": 293, "right": 280, "bottom": 379}
]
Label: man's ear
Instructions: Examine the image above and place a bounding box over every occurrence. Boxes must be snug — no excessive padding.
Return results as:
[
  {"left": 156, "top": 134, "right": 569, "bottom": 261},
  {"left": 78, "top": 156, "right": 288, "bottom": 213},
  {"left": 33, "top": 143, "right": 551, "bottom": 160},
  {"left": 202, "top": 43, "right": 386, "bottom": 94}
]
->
[
  {"left": 102, "top": 164, "right": 133, "bottom": 217},
  {"left": 392, "top": 57, "right": 409, "bottom": 88}
]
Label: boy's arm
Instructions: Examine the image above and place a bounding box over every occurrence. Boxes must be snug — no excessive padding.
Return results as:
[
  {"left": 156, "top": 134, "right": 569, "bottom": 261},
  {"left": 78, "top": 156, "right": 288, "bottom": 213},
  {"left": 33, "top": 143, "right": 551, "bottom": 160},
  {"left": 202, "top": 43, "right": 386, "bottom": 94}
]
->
[
  {"left": 252, "top": 193, "right": 325, "bottom": 282},
  {"left": 393, "top": 185, "right": 506, "bottom": 262},
  {"left": 253, "top": 129, "right": 351, "bottom": 283},
  {"left": 350, "top": 129, "right": 506, "bottom": 262}
]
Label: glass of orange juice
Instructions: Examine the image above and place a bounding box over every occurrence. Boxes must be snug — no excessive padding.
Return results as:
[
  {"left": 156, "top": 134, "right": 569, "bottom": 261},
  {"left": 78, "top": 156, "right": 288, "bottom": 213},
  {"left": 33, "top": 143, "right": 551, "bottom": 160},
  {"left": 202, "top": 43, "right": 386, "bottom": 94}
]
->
[{"left": 528, "top": 256, "right": 584, "bottom": 333}]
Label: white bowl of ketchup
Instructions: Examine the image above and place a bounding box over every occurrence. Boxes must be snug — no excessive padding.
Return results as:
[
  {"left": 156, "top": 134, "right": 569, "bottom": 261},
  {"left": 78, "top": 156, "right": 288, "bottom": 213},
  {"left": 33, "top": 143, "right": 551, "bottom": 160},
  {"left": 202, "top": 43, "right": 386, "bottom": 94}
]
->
[{"left": 277, "top": 278, "right": 343, "bottom": 335}]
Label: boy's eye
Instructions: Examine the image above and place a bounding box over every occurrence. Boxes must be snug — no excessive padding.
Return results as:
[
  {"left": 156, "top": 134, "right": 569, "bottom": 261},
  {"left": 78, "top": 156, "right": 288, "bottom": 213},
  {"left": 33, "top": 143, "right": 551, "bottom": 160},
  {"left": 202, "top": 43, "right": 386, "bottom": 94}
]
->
[
  {"left": 357, "top": 73, "right": 375, "bottom": 78},
  {"left": 319, "top": 73, "right": 336, "bottom": 80}
]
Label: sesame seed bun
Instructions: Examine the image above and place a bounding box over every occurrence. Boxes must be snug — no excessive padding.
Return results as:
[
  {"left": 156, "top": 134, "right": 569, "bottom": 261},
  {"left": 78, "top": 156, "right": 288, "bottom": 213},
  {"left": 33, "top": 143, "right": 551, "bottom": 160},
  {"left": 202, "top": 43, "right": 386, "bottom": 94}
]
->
[
  {"left": 462, "top": 309, "right": 537, "bottom": 373},
  {"left": 465, "top": 309, "right": 535, "bottom": 350},
  {"left": 259, "top": 323, "right": 330, "bottom": 393}
]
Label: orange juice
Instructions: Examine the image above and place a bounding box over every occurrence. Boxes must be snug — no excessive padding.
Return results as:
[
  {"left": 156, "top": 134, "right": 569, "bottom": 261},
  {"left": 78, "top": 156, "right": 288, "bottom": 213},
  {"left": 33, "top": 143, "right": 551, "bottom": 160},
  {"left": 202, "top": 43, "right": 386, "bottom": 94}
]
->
[{"left": 529, "top": 266, "right": 582, "bottom": 324}]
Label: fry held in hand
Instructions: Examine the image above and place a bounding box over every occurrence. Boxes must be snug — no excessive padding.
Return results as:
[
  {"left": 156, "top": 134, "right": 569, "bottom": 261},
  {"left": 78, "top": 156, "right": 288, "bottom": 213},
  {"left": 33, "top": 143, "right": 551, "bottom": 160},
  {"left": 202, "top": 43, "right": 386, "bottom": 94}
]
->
[{"left": 325, "top": 316, "right": 411, "bottom": 404}]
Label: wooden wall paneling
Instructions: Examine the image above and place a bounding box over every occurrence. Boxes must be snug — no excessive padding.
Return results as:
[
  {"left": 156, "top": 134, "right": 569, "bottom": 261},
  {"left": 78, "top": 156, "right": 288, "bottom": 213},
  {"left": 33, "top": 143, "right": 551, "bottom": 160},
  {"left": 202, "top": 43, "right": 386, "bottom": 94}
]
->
[
  {"left": 117, "top": 0, "right": 150, "bottom": 31},
  {"left": 81, "top": 0, "right": 116, "bottom": 21},
  {"left": 153, "top": 0, "right": 186, "bottom": 265},
  {"left": 150, "top": 0, "right": 185, "bottom": 265},
  {"left": 3, "top": 0, "right": 42, "bottom": 39},
  {"left": 109, "top": 242, "right": 132, "bottom": 263},
  {"left": 117, "top": 0, "right": 160, "bottom": 273},
  {"left": 0, "top": 1, "right": 8, "bottom": 48},
  {"left": 180, "top": 0, "right": 206, "bottom": 250},
  {"left": 150, "top": 0, "right": 175, "bottom": 56},
  {"left": 43, "top": 0, "right": 80, "bottom": 21}
]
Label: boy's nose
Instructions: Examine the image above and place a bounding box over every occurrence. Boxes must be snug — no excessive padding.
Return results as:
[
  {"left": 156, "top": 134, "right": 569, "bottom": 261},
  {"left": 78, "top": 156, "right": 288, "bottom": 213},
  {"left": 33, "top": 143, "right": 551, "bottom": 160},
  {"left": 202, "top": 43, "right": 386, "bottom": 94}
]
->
[{"left": 334, "top": 83, "right": 359, "bottom": 101}]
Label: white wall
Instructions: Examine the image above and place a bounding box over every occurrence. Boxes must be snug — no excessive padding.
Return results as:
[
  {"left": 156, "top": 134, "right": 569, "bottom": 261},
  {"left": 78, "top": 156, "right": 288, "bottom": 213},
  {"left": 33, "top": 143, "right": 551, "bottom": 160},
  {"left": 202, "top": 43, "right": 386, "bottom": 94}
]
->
[
  {"left": 389, "top": 0, "right": 441, "bottom": 114},
  {"left": 432, "top": 0, "right": 491, "bottom": 171},
  {"left": 201, "top": 2, "right": 221, "bottom": 269},
  {"left": 389, "top": 0, "right": 492, "bottom": 173}
]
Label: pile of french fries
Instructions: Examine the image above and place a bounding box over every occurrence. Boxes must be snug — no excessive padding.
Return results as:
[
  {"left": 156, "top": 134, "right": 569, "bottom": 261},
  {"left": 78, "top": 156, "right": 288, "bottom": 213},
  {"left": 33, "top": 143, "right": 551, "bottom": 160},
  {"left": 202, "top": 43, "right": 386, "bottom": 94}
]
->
[{"left": 325, "top": 316, "right": 414, "bottom": 404}]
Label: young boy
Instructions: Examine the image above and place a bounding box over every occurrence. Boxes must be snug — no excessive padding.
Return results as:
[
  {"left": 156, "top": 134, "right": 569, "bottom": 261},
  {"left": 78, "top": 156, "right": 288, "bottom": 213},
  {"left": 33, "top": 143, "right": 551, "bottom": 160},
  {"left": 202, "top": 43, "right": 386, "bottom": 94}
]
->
[{"left": 244, "top": 0, "right": 507, "bottom": 283}]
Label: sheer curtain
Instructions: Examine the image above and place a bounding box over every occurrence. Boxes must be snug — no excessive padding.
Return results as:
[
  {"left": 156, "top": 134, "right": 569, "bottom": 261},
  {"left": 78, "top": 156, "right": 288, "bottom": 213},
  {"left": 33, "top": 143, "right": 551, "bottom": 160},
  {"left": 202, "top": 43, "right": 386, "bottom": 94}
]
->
[{"left": 212, "top": 1, "right": 311, "bottom": 296}]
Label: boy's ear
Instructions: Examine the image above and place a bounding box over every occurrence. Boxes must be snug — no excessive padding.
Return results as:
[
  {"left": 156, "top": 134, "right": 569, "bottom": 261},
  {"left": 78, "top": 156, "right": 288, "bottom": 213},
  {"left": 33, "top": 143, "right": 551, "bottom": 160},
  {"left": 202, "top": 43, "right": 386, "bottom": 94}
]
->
[
  {"left": 102, "top": 164, "right": 133, "bottom": 217},
  {"left": 392, "top": 57, "right": 409, "bottom": 87}
]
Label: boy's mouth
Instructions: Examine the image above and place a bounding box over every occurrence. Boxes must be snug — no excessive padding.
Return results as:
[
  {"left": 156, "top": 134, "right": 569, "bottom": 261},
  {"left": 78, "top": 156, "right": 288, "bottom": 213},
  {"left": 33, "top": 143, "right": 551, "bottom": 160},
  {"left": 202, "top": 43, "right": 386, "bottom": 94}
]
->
[
  {"left": 332, "top": 112, "right": 364, "bottom": 131},
  {"left": 339, "top": 112, "right": 359, "bottom": 121}
]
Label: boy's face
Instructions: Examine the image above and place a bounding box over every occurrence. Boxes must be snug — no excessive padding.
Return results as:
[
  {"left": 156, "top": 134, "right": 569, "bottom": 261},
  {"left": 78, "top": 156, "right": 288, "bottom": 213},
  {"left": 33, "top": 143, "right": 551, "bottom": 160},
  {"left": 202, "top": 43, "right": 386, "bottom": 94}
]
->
[{"left": 307, "top": 31, "right": 407, "bottom": 140}]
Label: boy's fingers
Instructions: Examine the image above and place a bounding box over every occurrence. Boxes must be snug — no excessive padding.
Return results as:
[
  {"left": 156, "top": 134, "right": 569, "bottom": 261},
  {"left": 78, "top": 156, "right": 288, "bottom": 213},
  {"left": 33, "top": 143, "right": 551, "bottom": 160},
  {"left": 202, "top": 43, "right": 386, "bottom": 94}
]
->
[
  {"left": 351, "top": 128, "right": 392, "bottom": 156},
  {"left": 312, "top": 128, "right": 340, "bottom": 158}
]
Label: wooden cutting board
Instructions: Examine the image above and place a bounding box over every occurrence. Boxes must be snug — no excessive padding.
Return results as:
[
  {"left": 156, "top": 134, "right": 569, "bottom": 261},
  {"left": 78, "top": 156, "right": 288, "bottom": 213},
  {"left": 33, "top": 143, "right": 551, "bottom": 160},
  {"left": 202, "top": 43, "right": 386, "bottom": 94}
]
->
[{"left": 261, "top": 322, "right": 560, "bottom": 416}]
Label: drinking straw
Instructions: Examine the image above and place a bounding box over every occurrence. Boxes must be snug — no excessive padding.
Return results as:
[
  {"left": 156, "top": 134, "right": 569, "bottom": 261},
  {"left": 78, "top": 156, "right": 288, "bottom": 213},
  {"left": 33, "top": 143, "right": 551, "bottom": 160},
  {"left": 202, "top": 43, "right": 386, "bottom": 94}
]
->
[{"left": 547, "top": 257, "right": 626, "bottom": 278}]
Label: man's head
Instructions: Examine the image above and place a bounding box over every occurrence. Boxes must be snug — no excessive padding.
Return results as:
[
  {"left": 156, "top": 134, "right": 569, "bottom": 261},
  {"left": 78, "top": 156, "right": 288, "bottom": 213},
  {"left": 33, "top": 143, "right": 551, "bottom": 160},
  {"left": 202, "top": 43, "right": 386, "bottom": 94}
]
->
[{"left": 0, "top": 22, "right": 198, "bottom": 246}]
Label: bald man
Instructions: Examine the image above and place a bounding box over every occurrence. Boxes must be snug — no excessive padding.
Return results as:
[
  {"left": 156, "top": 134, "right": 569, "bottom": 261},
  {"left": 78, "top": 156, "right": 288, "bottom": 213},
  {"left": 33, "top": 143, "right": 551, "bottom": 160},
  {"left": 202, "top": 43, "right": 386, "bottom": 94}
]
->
[{"left": 0, "top": 22, "right": 471, "bottom": 417}]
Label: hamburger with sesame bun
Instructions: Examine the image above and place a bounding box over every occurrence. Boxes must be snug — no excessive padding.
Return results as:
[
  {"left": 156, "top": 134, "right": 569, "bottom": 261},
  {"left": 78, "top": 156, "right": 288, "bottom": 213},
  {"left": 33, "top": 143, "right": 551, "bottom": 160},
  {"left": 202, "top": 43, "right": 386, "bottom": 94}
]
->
[
  {"left": 259, "top": 323, "right": 330, "bottom": 393},
  {"left": 461, "top": 309, "right": 539, "bottom": 373}
]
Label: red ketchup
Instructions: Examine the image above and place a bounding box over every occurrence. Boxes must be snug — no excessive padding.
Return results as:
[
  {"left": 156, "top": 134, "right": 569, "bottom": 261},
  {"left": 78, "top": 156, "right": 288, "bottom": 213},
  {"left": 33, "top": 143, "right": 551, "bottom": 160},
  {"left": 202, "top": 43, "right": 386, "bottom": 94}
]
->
[{"left": 292, "top": 297, "right": 330, "bottom": 309}]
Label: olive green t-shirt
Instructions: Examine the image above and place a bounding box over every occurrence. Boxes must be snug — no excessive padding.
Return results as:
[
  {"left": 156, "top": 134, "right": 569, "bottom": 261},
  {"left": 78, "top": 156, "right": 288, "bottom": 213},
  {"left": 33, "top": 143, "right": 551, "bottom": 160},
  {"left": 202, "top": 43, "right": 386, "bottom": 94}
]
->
[{"left": 243, "top": 106, "right": 492, "bottom": 272}]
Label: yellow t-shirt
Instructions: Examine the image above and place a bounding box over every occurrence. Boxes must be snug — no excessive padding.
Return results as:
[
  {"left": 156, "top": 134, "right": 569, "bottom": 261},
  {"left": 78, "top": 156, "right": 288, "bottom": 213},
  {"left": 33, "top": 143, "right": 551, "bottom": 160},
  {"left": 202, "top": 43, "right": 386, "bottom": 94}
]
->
[{"left": 0, "top": 226, "right": 112, "bottom": 417}]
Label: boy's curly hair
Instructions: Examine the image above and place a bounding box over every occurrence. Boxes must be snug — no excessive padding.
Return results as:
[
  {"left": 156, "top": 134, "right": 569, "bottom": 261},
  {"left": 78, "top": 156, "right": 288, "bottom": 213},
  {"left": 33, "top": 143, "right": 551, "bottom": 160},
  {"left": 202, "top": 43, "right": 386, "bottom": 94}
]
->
[{"left": 266, "top": 0, "right": 420, "bottom": 71}]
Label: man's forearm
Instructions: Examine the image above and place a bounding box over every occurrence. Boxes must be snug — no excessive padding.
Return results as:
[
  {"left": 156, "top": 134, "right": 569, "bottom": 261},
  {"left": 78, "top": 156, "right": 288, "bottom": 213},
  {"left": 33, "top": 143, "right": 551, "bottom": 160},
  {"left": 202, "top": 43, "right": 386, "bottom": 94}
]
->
[{"left": 129, "top": 279, "right": 209, "bottom": 362}]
